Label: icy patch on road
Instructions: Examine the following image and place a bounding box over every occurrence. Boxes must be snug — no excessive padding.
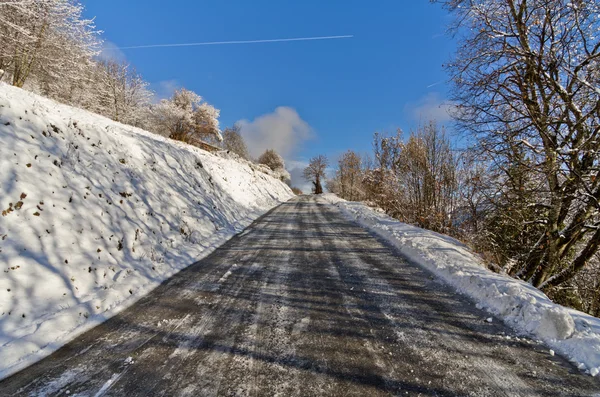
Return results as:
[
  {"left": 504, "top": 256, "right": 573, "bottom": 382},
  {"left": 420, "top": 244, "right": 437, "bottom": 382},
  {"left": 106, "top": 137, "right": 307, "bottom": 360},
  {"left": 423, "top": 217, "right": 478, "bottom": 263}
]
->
[
  {"left": 321, "top": 193, "right": 600, "bottom": 376},
  {"left": 93, "top": 372, "right": 123, "bottom": 397},
  {"left": 218, "top": 264, "right": 238, "bottom": 284},
  {"left": 29, "top": 368, "right": 83, "bottom": 396}
]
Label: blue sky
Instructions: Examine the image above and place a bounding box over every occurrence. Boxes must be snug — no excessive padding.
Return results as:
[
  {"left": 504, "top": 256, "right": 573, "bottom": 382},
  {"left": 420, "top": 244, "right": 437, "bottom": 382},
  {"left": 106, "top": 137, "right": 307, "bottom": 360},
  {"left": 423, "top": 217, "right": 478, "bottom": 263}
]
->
[{"left": 84, "top": 1, "right": 457, "bottom": 190}]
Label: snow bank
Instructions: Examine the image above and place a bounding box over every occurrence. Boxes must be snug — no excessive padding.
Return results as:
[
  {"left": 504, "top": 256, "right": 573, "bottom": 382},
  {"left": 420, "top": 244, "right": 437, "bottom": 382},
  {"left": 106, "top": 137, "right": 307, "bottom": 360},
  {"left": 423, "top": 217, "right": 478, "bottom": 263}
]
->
[
  {"left": 0, "top": 84, "right": 293, "bottom": 379},
  {"left": 321, "top": 193, "right": 600, "bottom": 376}
]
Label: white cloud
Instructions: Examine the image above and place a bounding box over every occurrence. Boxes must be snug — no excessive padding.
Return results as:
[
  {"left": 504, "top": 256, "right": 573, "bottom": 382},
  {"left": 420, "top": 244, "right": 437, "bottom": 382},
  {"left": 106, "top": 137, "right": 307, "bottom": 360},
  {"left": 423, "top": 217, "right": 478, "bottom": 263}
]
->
[
  {"left": 97, "top": 40, "right": 127, "bottom": 63},
  {"left": 405, "top": 92, "right": 454, "bottom": 124},
  {"left": 286, "top": 159, "right": 337, "bottom": 194},
  {"left": 149, "top": 80, "right": 180, "bottom": 103},
  {"left": 286, "top": 159, "right": 311, "bottom": 193},
  {"left": 237, "top": 107, "right": 313, "bottom": 159},
  {"left": 237, "top": 107, "right": 315, "bottom": 191}
]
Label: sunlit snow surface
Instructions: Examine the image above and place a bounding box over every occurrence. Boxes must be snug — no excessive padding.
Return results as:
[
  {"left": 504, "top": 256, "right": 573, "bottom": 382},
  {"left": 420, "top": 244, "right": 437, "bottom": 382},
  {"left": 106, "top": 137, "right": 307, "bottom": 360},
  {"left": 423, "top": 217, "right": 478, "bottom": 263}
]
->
[
  {"left": 322, "top": 193, "right": 600, "bottom": 376},
  {"left": 0, "top": 83, "right": 292, "bottom": 379}
]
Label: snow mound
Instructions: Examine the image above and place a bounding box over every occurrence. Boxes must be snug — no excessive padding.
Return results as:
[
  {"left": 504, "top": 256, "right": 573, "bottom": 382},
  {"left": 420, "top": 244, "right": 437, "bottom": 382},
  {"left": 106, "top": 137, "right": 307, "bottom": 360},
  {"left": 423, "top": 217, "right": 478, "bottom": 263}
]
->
[
  {"left": 321, "top": 193, "right": 600, "bottom": 376},
  {"left": 0, "top": 83, "right": 293, "bottom": 379}
]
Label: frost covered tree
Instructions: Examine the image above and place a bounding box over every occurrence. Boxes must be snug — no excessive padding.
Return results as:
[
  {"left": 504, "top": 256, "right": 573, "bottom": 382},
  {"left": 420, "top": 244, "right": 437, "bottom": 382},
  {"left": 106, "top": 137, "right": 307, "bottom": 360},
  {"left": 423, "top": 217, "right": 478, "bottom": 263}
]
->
[
  {"left": 222, "top": 124, "right": 250, "bottom": 160},
  {"left": 440, "top": 0, "right": 600, "bottom": 288},
  {"left": 303, "top": 155, "right": 328, "bottom": 194},
  {"left": 0, "top": 0, "right": 100, "bottom": 88},
  {"left": 258, "top": 149, "right": 284, "bottom": 171},
  {"left": 93, "top": 60, "right": 153, "bottom": 126},
  {"left": 258, "top": 149, "right": 290, "bottom": 182},
  {"left": 151, "top": 88, "right": 222, "bottom": 144}
]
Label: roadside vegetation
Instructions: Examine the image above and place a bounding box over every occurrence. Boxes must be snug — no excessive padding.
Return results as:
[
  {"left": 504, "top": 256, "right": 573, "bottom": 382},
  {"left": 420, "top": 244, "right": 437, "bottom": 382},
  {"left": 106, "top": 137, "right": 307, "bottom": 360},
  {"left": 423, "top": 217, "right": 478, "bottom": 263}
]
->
[
  {"left": 303, "top": 155, "right": 329, "bottom": 194},
  {"left": 325, "top": 0, "right": 600, "bottom": 316},
  {"left": 0, "top": 0, "right": 289, "bottom": 179},
  {"left": 1, "top": 0, "right": 598, "bottom": 316}
]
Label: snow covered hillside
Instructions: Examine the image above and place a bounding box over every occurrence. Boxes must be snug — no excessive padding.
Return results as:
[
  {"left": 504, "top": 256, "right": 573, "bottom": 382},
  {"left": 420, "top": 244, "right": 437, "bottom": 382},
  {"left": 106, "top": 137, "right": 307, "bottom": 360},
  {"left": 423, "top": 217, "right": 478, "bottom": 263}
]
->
[
  {"left": 322, "top": 194, "right": 600, "bottom": 377},
  {"left": 0, "top": 83, "right": 293, "bottom": 379}
]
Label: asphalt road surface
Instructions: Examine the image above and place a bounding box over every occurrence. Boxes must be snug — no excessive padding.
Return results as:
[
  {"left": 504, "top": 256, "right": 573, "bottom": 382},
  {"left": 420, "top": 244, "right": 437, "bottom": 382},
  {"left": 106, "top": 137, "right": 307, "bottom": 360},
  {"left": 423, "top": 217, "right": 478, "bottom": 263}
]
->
[{"left": 1, "top": 195, "right": 599, "bottom": 396}]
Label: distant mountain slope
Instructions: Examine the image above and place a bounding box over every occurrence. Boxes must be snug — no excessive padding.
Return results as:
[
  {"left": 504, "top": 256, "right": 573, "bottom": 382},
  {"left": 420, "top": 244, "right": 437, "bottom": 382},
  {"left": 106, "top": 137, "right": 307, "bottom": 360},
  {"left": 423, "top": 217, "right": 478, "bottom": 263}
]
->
[{"left": 0, "top": 83, "right": 293, "bottom": 379}]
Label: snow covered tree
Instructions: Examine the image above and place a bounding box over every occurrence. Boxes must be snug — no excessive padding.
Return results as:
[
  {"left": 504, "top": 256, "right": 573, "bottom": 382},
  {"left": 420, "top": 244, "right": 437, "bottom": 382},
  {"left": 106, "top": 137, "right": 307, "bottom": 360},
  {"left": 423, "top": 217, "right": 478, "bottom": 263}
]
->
[
  {"left": 257, "top": 149, "right": 290, "bottom": 182},
  {"left": 93, "top": 60, "right": 153, "bottom": 126},
  {"left": 303, "top": 155, "right": 328, "bottom": 194},
  {"left": 258, "top": 149, "right": 284, "bottom": 171},
  {"left": 440, "top": 0, "right": 600, "bottom": 288},
  {"left": 222, "top": 124, "right": 250, "bottom": 160},
  {"left": 0, "top": 0, "right": 100, "bottom": 88},
  {"left": 151, "top": 88, "right": 222, "bottom": 145}
]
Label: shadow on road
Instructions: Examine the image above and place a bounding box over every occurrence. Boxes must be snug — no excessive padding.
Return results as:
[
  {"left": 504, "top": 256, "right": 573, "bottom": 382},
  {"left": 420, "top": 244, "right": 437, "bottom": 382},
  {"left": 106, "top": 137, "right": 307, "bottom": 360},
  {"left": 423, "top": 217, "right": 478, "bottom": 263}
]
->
[{"left": 0, "top": 197, "right": 597, "bottom": 396}]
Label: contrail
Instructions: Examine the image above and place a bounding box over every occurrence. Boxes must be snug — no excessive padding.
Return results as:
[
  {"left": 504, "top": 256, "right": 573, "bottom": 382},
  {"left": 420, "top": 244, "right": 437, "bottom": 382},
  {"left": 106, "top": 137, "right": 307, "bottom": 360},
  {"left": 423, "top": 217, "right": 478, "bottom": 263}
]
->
[
  {"left": 426, "top": 81, "right": 443, "bottom": 88},
  {"left": 117, "top": 35, "right": 354, "bottom": 50}
]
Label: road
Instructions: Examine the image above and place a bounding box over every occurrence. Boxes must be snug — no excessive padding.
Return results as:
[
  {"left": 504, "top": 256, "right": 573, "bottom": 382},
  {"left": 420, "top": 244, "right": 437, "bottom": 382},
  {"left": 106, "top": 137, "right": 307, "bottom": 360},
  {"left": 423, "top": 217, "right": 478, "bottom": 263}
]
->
[{"left": 1, "top": 195, "right": 598, "bottom": 396}]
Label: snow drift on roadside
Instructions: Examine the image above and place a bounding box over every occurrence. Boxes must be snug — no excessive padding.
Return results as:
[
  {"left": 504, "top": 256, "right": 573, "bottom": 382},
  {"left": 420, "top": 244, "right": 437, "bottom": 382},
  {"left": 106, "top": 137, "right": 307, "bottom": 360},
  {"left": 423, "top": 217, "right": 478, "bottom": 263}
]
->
[
  {"left": 0, "top": 83, "right": 293, "bottom": 379},
  {"left": 322, "top": 193, "right": 600, "bottom": 376}
]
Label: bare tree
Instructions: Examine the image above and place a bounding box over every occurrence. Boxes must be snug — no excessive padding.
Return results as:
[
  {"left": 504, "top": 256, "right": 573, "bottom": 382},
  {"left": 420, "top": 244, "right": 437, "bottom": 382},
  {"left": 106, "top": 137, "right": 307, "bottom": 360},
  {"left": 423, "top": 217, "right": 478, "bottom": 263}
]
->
[
  {"left": 397, "top": 123, "right": 458, "bottom": 233},
  {"left": 330, "top": 150, "right": 364, "bottom": 201},
  {"left": 325, "top": 176, "right": 340, "bottom": 197},
  {"left": 364, "top": 124, "right": 458, "bottom": 233},
  {"left": 440, "top": 0, "right": 600, "bottom": 288},
  {"left": 454, "top": 149, "right": 489, "bottom": 238},
  {"left": 362, "top": 130, "right": 404, "bottom": 217},
  {"left": 303, "top": 155, "right": 328, "bottom": 194}
]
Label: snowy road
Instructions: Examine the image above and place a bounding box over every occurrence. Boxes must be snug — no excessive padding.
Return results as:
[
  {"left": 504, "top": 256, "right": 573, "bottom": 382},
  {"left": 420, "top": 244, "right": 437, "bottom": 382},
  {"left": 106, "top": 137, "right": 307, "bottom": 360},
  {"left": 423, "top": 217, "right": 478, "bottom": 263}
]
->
[{"left": 1, "top": 195, "right": 599, "bottom": 396}]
